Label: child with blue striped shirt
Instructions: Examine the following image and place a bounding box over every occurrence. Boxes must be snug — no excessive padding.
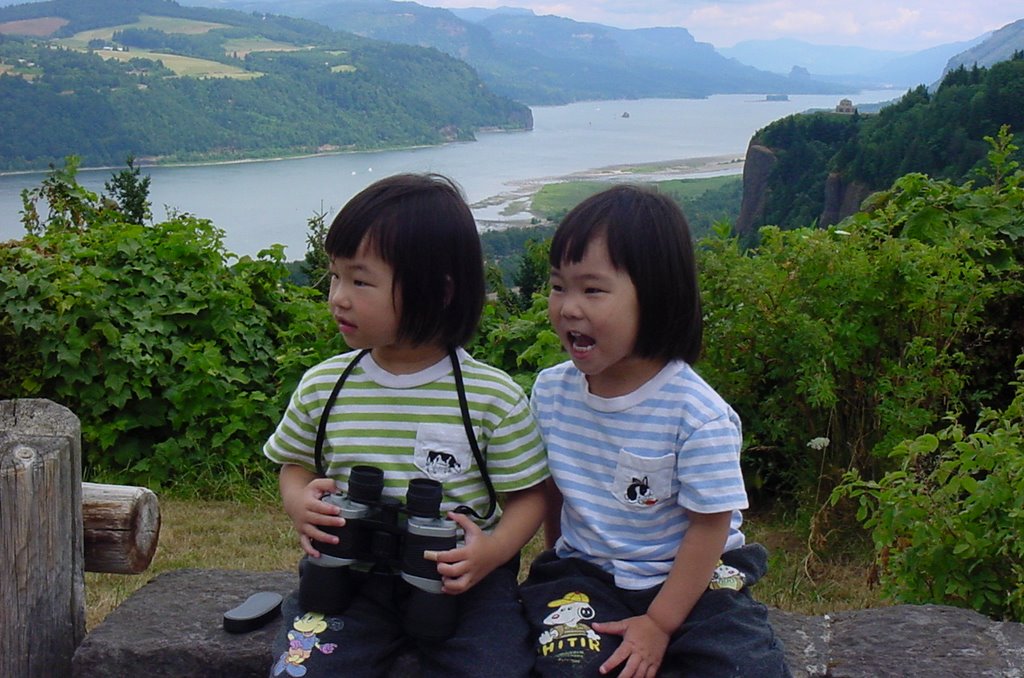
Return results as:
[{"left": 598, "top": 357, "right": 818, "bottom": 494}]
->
[{"left": 522, "top": 185, "right": 790, "bottom": 678}]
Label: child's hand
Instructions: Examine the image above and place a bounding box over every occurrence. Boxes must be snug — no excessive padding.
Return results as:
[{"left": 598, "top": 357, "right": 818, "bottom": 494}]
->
[
  {"left": 422, "top": 512, "right": 503, "bottom": 594},
  {"left": 592, "top": 614, "right": 670, "bottom": 678},
  {"left": 285, "top": 476, "right": 346, "bottom": 558}
]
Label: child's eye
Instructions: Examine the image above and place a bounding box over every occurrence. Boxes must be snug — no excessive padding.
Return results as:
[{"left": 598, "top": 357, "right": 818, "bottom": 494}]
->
[
  {"left": 584, "top": 287, "right": 604, "bottom": 294},
  {"left": 550, "top": 283, "right": 564, "bottom": 293}
]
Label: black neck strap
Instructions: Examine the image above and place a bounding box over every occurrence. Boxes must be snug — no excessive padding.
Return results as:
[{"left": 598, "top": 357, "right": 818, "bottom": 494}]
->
[{"left": 313, "top": 348, "right": 497, "bottom": 521}]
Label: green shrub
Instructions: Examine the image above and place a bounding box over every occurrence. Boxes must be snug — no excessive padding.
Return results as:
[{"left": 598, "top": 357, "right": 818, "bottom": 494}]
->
[
  {"left": 0, "top": 159, "right": 339, "bottom": 492},
  {"left": 833, "top": 360, "right": 1024, "bottom": 621},
  {"left": 697, "top": 129, "right": 1024, "bottom": 503},
  {"left": 469, "top": 292, "right": 563, "bottom": 394}
]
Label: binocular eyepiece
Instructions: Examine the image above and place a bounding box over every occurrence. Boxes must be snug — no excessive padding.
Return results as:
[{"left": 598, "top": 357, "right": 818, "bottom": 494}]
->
[{"left": 299, "top": 465, "right": 459, "bottom": 640}]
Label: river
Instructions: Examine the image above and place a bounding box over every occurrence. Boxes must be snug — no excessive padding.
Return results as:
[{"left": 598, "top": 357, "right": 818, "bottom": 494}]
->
[{"left": 0, "top": 91, "right": 897, "bottom": 259}]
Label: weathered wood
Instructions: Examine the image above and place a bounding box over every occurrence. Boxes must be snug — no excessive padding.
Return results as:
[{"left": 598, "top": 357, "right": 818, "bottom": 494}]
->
[
  {"left": 0, "top": 399, "right": 85, "bottom": 678},
  {"left": 83, "top": 481, "right": 161, "bottom": 574}
]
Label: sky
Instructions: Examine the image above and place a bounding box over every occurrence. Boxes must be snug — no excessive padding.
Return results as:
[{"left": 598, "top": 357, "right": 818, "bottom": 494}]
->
[{"left": 421, "top": 1, "right": 1024, "bottom": 52}]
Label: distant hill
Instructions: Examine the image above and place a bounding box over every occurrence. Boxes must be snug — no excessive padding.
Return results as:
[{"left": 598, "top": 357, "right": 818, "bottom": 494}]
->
[
  {"left": 721, "top": 39, "right": 911, "bottom": 75},
  {"left": 183, "top": 0, "right": 847, "bottom": 104},
  {"left": 721, "top": 36, "right": 987, "bottom": 89},
  {"left": 0, "top": 0, "right": 531, "bottom": 171},
  {"left": 734, "top": 54, "right": 1024, "bottom": 239},
  {"left": 944, "top": 18, "right": 1024, "bottom": 74}
]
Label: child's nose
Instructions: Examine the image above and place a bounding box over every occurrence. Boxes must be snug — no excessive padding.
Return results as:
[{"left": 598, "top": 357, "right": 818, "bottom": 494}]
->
[
  {"left": 329, "top": 280, "right": 350, "bottom": 307},
  {"left": 559, "top": 295, "right": 583, "bottom": 319}
]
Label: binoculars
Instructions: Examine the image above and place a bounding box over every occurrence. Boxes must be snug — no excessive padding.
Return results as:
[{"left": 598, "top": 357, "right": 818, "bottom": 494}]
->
[{"left": 298, "top": 465, "right": 459, "bottom": 640}]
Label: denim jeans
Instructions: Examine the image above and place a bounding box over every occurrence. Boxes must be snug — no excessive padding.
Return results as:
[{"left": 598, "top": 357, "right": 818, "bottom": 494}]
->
[{"left": 518, "top": 544, "right": 792, "bottom": 678}]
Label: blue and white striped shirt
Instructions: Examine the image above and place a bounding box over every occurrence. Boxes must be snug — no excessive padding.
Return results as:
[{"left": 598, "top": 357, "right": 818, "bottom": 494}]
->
[{"left": 531, "top": 359, "right": 747, "bottom": 589}]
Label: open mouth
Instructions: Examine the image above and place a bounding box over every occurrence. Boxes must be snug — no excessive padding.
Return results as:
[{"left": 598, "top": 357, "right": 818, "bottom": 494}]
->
[{"left": 568, "top": 331, "right": 595, "bottom": 353}]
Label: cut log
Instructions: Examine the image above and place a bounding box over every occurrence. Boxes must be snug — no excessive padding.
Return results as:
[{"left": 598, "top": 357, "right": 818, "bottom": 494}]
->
[
  {"left": 83, "top": 481, "right": 161, "bottom": 574},
  {"left": 0, "top": 398, "right": 85, "bottom": 678}
]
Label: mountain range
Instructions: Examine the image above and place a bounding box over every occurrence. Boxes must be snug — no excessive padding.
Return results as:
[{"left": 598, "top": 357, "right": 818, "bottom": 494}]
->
[
  {"left": 183, "top": 0, "right": 1024, "bottom": 101},
  {"left": 179, "top": 0, "right": 850, "bottom": 103},
  {"left": 945, "top": 18, "right": 1024, "bottom": 74},
  {"left": 720, "top": 37, "right": 986, "bottom": 89}
]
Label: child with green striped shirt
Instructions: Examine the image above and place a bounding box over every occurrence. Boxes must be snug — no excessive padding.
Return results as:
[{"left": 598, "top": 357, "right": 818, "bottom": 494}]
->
[{"left": 265, "top": 173, "right": 549, "bottom": 678}]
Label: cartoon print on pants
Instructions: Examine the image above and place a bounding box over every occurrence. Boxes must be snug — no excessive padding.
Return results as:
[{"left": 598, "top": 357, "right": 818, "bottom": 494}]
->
[
  {"left": 537, "top": 591, "right": 602, "bottom": 667},
  {"left": 272, "top": 611, "right": 339, "bottom": 677},
  {"left": 708, "top": 561, "right": 746, "bottom": 591}
]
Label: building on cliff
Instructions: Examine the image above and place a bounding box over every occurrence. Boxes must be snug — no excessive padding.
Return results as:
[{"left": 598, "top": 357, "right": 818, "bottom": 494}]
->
[{"left": 835, "top": 98, "right": 857, "bottom": 114}]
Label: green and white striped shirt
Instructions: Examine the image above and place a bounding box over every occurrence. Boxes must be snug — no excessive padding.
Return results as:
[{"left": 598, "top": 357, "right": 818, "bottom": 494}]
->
[{"left": 265, "top": 348, "right": 548, "bottom": 529}]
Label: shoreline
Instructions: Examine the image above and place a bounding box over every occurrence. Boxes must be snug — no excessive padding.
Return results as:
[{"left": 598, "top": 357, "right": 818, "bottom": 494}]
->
[
  {"left": 473, "top": 153, "right": 744, "bottom": 231},
  {"left": 0, "top": 145, "right": 440, "bottom": 178},
  {"left": 0, "top": 131, "right": 536, "bottom": 178}
]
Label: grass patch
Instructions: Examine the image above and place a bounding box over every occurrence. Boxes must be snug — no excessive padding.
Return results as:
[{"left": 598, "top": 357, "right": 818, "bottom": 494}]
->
[
  {"left": 85, "top": 498, "right": 883, "bottom": 631},
  {"left": 656, "top": 174, "right": 739, "bottom": 198},
  {"left": 222, "top": 36, "right": 304, "bottom": 58},
  {"left": 0, "top": 16, "right": 69, "bottom": 36},
  {"left": 530, "top": 175, "right": 741, "bottom": 223},
  {"left": 61, "top": 15, "right": 231, "bottom": 47},
  {"left": 530, "top": 181, "right": 608, "bottom": 219},
  {"left": 95, "top": 48, "right": 260, "bottom": 78}
]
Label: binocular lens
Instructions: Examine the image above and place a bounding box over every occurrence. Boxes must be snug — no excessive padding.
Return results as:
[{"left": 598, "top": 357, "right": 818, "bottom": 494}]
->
[
  {"left": 348, "top": 465, "right": 385, "bottom": 503},
  {"left": 405, "top": 478, "right": 443, "bottom": 518}
]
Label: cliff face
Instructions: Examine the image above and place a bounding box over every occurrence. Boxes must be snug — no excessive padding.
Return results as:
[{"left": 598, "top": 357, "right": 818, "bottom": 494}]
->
[
  {"left": 736, "top": 141, "right": 874, "bottom": 237},
  {"left": 734, "top": 142, "right": 778, "bottom": 239},
  {"left": 820, "top": 173, "right": 874, "bottom": 227}
]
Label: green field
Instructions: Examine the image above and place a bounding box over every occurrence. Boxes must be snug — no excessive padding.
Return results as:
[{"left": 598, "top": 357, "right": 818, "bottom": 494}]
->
[
  {"left": 56, "top": 14, "right": 262, "bottom": 78},
  {"left": 222, "top": 36, "right": 304, "bottom": 57},
  {"left": 96, "top": 48, "right": 260, "bottom": 78},
  {"left": 530, "top": 174, "right": 741, "bottom": 221},
  {"left": 60, "top": 15, "right": 231, "bottom": 47}
]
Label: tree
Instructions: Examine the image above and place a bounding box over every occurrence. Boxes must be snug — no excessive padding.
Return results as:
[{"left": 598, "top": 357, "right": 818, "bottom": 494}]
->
[
  {"left": 103, "top": 156, "right": 151, "bottom": 225},
  {"left": 301, "top": 207, "right": 331, "bottom": 300}
]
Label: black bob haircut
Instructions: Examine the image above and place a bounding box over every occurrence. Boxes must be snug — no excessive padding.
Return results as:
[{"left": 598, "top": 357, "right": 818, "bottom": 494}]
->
[
  {"left": 324, "top": 173, "right": 485, "bottom": 348},
  {"left": 549, "top": 184, "right": 703, "bottom": 364}
]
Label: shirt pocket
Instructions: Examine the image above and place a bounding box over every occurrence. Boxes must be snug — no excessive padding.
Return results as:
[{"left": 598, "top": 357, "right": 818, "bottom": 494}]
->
[
  {"left": 611, "top": 449, "right": 675, "bottom": 509},
  {"left": 414, "top": 423, "right": 473, "bottom": 482}
]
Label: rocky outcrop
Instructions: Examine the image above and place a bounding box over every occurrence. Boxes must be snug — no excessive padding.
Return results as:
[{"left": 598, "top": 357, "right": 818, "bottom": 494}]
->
[
  {"left": 736, "top": 143, "right": 876, "bottom": 236},
  {"left": 820, "top": 172, "right": 874, "bottom": 228},
  {"left": 72, "top": 569, "right": 1024, "bottom": 677},
  {"left": 734, "top": 141, "right": 778, "bottom": 239}
]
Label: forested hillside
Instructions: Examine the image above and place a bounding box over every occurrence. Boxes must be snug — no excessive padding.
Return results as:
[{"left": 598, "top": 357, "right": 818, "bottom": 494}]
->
[
  {"left": 735, "top": 53, "right": 1024, "bottom": 236},
  {"left": 0, "top": 0, "right": 531, "bottom": 171}
]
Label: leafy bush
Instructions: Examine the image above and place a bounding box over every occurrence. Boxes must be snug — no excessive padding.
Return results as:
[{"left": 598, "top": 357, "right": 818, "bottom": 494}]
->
[
  {"left": 0, "top": 159, "right": 339, "bottom": 492},
  {"left": 833, "top": 360, "right": 1024, "bottom": 621},
  {"left": 470, "top": 292, "right": 563, "bottom": 393},
  {"left": 697, "top": 129, "right": 1024, "bottom": 503}
]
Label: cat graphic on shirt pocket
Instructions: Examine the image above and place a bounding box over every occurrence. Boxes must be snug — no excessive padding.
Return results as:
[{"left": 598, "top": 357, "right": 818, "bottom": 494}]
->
[
  {"left": 612, "top": 449, "right": 674, "bottom": 508},
  {"left": 414, "top": 423, "right": 473, "bottom": 482}
]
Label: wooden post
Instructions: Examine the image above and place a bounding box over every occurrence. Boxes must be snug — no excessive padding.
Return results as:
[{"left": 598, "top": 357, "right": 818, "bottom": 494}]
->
[
  {"left": 83, "top": 482, "right": 160, "bottom": 574},
  {"left": 0, "top": 398, "right": 85, "bottom": 678}
]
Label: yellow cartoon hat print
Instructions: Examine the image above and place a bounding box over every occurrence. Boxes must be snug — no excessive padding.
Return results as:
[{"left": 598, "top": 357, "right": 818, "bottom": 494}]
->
[{"left": 547, "top": 591, "right": 591, "bottom": 607}]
